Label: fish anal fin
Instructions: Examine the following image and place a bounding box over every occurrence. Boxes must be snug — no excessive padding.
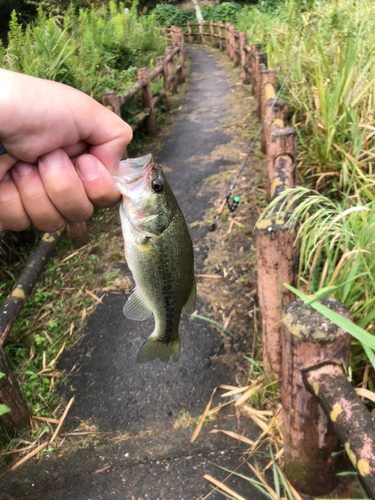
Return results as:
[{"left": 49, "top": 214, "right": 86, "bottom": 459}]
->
[
  {"left": 137, "top": 336, "right": 180, "bottom": 363},
  {"left": 183, "top": 279, "right": 196, "bottom": 315},
  {"left": 123, "top": 288, "right": 153, "bottom": 321}
]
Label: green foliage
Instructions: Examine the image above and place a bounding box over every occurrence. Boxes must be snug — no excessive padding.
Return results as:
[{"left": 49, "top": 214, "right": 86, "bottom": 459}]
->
[
  {"left": 248, "top": 0, "right": 375, "bottom": 373},
  {"left": 201, "top": 2, "right": 243, "bottom": 24},
  {"left": 1, "top": 3, "right": 166, "bottom": 102},
  {"left": 151, "top": 2, "right": 242, "bottom": 27},
  {"left": 152, "top": 4, "right": 196, "bottom": 26},
  {"left": 0, "top": 374, "right": 11, "bottom": 417}
]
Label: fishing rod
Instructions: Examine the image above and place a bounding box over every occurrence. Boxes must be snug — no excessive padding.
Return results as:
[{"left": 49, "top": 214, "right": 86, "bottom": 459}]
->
[{"left": 209, "top": 13, "right": 320, "bottom": 232}]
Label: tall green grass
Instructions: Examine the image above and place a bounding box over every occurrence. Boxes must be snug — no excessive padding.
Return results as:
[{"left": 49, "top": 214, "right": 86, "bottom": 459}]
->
[
  {"left": 239, "top": 0, "right": 375, "bottom": 194},
  {"left": 248, "top": 0, "right": 375, "bottom": 376},
  {"left": 1, "top": 1, "right": 166, "bottom": 101}
]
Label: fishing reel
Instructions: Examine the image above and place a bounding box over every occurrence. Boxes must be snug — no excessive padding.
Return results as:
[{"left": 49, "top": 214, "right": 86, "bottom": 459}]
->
[
  {"left": 228, "top": 196, "right": 240, "bottom": 213},
  {"left": 209, "top": 195, "right": 241, "bottom": 232}
]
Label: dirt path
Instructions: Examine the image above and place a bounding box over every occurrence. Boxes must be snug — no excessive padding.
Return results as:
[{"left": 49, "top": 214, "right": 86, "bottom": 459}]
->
[{"left": 1, "top": 47, "right": 267, "bottom": 500}]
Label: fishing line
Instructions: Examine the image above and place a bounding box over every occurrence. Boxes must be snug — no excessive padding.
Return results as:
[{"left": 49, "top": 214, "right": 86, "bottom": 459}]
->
[{"left": 209, "top": 12, "right": 320, "bottom": 232}]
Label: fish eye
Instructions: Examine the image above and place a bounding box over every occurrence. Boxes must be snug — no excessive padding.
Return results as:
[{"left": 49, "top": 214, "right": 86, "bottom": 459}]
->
[{"left": 151, "top": 179, "right": 164, "bottom": 193}]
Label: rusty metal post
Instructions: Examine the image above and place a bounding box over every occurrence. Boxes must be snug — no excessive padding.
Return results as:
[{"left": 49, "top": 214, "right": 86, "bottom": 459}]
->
[
  {"left": 156, "top": 56, "right": 170, "bottom": 110},
  {"left": 218, "top": 21, "right": 223, "bottom": 51},
  {"left": 137, "top": 67, "right": 157, "bottom": 136},
  {"left": 282, "top": 298, "right": 352, "bottom": 495},
  {"left": 305, "top": 364, "right": 375, "bottom": 498},
  {"left": 187, "top": 21, "right": 193, "bottom": 44},
  {"left": 267, "top": 127, "right": 297, "bottom": 202},
  {"left": 200, "top": 20, "right": 205, "bottom": 44},
  {"left": 240, "top": 31, "right": 249, "bottom": 85},
  {"left": 165, "top": 46, "right": 177, "bottom": 94}
]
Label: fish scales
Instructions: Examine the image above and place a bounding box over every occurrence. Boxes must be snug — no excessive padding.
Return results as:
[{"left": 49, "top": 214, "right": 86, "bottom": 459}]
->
[{"left": 114, "top": 154, "right": 196, "bottom": 363}]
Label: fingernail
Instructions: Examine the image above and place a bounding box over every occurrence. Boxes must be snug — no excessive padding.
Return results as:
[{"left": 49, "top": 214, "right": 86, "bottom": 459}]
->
[
  {"left": 76, "top": 156, "right": 99, "bottom": 180},
  {"left": 39, "top": 149, "right": 63, "bottom": 169},
  {"left": 13, "top": 162, "right": 35, "bottom": 177}
]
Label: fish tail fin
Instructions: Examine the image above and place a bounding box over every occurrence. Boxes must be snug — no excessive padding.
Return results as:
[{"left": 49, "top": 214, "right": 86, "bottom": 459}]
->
[{"left": 136, "top": 335, "right": 180, "bottom": 364}]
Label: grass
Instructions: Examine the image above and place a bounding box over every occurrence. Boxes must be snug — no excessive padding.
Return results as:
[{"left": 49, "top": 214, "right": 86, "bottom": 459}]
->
[
  {"left": 0, "top": 67, "right": 190, "bottom": 464},
  {"left": 1, "top": 1, "right": 167, "bottom": 119},
  {"left": 0, "top": 208, "right": 129, "bottom": 461}
]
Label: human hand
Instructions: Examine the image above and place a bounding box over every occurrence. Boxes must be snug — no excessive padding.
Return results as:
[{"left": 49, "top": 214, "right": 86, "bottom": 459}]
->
[{"left": 0, "top": 69, "right": 132, "bottom": 232}]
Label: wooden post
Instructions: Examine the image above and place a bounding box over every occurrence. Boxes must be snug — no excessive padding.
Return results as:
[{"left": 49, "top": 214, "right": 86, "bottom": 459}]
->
[
  {"left": 163, "top": 26, "right": 168, "bottom": 43},
  {"left": 101, "top": 91, "right": 121, "bottom": 117},
  {"left": 175, "top": 33, "right": 185, "bottom": 84},
  {"left": 137, "top": 67, "right": 157, "bottom": 136},
  {"left": 264, "top": 99, "right": 288, "bottom": 155},
  {"left": 282, "top": 298, "right": 352, "bottom": 495},
  {"left": 256, "top": 210, "right": 299, "bottom": 378},
  {"left": 179, "top": 28, "right": 185, "bottom": 65},
  {"left": 240, "top": 31, "right": 249, "bottom": 84},
  {"left": 250, "top": 44, "right": 261, "bottom": 95},
  {"left": 187, "top": 21, "right": 193, "bottom": 44},
  {"left": 0, "top": 349, "right": 30, "bottom": 430},
  {"left": 200, "top": 20, "right": 205, "bottom": 44},
  {"left": 305, "top": 364, "right": 375, "bottom": 498},
  {"left": 156, "top": 56, "right": 170, "bottom": 110},
  {"left": 225, "top": 22, "right": 230, "bottom": 57},
  {"left": 171, "top": 25, "right": 177, "bottom": 49},
  {"left": 210, "top": 20, "right": 215, "bottom": 47},
  {"left": 102, "top": 91, "right": 125, "bottom": 157},
  {"left": 252, "top": 53, "right": 268, "bottom": 108},
  {"left": 218, "top": 21, "right": 223, "bottom": 51},
  {"left": 267, "top": 127, "right": 297, "bottom": 202},
  {"left": 233, "top": 28, "right": 240, "bottom": 66},
  {"left": 229, "top": 26, "right": 234, "bottom": 61},
  {"left": 165, "top": 46, "right": 177, "bottom": 94},
  {"left": 66, "top": 221, "right": 89, "bottom": 248},
  {"left": 260, "top": 67, "right": 276, "bottom": 121}
]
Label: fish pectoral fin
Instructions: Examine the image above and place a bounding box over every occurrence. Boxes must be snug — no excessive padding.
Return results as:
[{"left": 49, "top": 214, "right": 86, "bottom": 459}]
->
[
  {"left": 183, "top": 279, "right": 196, "bottom": 315},
  {"left": 123, "top": 288, "right": 153, "bottom": 321},
  {"left": 137, "top": 335, "right": 180, "bottom": 364}
]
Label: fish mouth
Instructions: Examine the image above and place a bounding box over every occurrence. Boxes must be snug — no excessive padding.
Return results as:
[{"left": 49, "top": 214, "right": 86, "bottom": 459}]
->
[{"left": 113, "top": 154, "right": 153, "bottom": 184}]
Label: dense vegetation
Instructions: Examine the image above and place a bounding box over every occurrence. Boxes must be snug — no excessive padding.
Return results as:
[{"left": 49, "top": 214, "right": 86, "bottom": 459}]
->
[
  {"left": 0, "top": 2, "right": 166, "bottom": 103},
  {"left": 244, "top": 0, "right": 375, "bottom": 377},
  {"left": 1, "top": 0, "right": 375, "bottom": 441}
]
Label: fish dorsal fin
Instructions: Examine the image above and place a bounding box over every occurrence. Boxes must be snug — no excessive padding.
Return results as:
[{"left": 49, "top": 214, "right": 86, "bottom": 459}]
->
[
  {"left": 183, "top": 279, "right": 196, "bottom": 315},
  {"left": 123, "top": 288, "right": 153, "bottom": 321}
]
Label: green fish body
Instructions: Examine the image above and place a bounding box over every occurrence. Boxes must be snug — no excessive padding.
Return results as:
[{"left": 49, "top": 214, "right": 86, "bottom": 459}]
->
[{"left": 113, "top": 154, "right": 195, "bottom": 363}]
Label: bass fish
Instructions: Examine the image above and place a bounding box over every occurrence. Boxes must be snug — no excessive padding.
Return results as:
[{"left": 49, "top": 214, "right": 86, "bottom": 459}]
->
[{"left": 113, "top": 154, "right": 196, "bottom": 363}]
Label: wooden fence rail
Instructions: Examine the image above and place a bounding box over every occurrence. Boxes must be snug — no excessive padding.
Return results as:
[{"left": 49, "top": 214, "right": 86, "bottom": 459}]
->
[
  {"left": 102, "top": 27, "right": 185, "bottom": 158},
  {"left": 0, "top": 26, "right": 187, "bottom": 433},
  {"left": 165, "top": 19, "right": 375, "bottom": 498},
  {"left": 2, "top": 22, "right": 374, "bottom": 500},
  {"left": 0, "top": 229, "right": 63, "bottom": 429}
]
